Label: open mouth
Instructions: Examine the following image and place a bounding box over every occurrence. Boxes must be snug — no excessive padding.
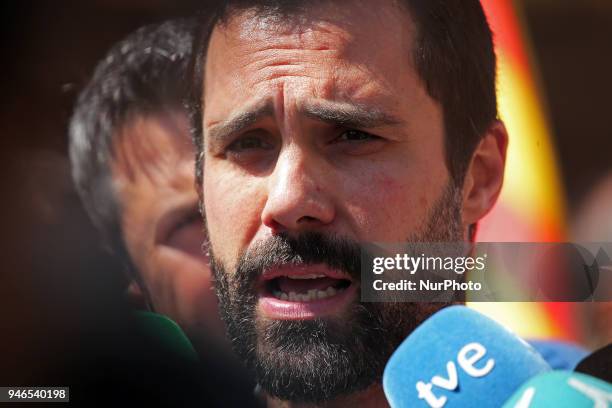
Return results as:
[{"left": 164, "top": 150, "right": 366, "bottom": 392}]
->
[
  {"left": 258, "top": 264, "right": 357, "bottom": 320},
  {"left": 266, "top": 274, "right": 352, "bottom": 302}
]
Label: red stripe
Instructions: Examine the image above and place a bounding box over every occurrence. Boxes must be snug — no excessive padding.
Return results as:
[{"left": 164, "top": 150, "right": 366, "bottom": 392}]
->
[{"left": 481, "top": 0, "right": 530, "bottom": 73}]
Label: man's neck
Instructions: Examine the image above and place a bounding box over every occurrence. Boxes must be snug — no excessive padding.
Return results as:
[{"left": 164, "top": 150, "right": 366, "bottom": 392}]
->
[{"left": 266, "top": 383, "right": 389, "bottom": 408}]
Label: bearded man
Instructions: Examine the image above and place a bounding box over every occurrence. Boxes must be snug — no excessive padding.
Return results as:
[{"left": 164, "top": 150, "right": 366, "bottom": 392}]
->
[{"left": 191, "top": 0, "right": 507, "bottom": 405}]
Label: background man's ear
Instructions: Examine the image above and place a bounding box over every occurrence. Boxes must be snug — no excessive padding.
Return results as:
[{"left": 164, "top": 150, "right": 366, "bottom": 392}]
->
[
  {"left": 461, "top": 120, "right": 509, "bottom": 228},
  {"left": 126, "top": 280, "right": 148, "bottom": 309}
]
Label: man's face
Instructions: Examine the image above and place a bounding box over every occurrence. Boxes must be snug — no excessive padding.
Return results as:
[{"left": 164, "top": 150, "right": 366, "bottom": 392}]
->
[
  {"left": 202, "top": 0, "right": 465, "bottom": 402},
  {"left": 111, "top": 111, "right": 225, "bottom": 345}
]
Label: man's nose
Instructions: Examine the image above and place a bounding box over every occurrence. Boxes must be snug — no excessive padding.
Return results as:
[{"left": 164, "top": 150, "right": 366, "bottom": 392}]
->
[{"left": 261, "top": 147, "right": 335, "bottom": 233}]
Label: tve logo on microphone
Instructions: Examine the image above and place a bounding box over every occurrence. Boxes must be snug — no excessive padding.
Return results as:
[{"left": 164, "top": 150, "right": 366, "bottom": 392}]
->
[
  {"left": 383, "top": 306, "right": 550, "bottom": 408},
  {"left": 416, "top": 342, "right": 495, "bottom": 407}
]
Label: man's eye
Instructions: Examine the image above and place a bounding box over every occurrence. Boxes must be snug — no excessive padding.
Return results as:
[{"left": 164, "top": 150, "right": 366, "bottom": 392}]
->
[
  {"left": 164, "top": 211, "right": 207, "bottom": 258},
  {"left": 334, "top": 129, "right": 380, "bottom": 143},
  {"left": 223, "top": 132, "right": 277, "bottom": 169},
  {"left": 172, "top": 211, "right": 201, "bottom": 233},
  {"left": 226, "top": 135, "right": 272, "bottom": 152}
]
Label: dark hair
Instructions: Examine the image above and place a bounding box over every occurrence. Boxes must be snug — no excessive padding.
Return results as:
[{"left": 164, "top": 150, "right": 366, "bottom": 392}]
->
[
  {"left": 190, "top": 0, "right": 497, "bottom": 188},
  {"left": 69, "top": 19, "right": 196, "bottom": 256}
]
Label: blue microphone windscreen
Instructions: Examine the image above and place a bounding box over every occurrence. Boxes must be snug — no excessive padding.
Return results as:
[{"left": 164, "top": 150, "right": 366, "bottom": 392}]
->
[
  {"left": 501, "top": 371, "right": 612, "bottom": 407},
  {"left": 383, "top": 305, "right": 550, "bottom": 407},
  {"left": 528, "top": 339, "right": 589, "bottom": 370}
]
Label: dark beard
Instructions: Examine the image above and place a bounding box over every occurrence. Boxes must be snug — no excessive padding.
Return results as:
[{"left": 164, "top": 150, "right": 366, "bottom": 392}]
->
[{"left": 208, "top": 183, "right": 464, "bottom": 403}]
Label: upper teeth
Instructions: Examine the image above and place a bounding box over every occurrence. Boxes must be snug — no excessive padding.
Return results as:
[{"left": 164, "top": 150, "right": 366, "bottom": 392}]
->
[
  {"left": 273, "top": 286, "right": 339, "bottom": 302},
  {"left": 287, "top": 274, "right": 326, "bottom": 280}
]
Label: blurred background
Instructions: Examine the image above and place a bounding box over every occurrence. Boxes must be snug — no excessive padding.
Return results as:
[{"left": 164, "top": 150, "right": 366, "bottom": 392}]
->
[{"left": 1, "top": 0, "right": 610, "bottom": 393}]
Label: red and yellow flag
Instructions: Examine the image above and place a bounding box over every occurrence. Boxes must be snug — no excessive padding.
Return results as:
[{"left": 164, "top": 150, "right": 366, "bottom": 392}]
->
[{"left": 471, "top": 0, "right": 578, "bottom": 341}]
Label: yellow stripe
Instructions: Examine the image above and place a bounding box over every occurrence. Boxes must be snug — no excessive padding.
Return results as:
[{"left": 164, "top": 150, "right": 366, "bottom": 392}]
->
[
  {"left": 469, "top": 302, "right": 562, "bottom": 339},
  {"left": 497, "top": 52, "right": 567, "bottom": 231}
]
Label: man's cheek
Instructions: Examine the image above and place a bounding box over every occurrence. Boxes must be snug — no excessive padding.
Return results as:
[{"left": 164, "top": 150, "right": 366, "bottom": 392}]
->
[
  {"left": 204, "top": 172, "right": 263, "bottom": 263},
  {"left": 343, "top": 170, "right": 424, "bottom": 240},
  {"left": 205, "top": 196, "right": 238, "bottom": 264}
]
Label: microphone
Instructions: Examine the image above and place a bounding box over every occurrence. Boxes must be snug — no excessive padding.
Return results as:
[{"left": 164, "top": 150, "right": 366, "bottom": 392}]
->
[
  {"left": 132, "top": 311, "right": 199, "bottom": 363},
  {"left": 528, "top": 339, "right": 589, "bottom": 370},
  {"left": 575, "top": 343, "right": 612, "bottom": 383},
  {"left": 501, "top": 371, "right": 612, "bottom": 407},
  {"left": 383, "top": 305, "right": 550, "bottom": 407}
]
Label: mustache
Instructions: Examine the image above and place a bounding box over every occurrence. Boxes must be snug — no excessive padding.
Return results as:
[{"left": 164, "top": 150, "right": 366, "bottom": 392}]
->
[{"left": 236, "top": 232, "right": 363, "bottom": 283}]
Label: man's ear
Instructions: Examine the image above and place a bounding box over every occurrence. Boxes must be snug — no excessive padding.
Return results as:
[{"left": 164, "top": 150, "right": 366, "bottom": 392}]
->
[
  {"left": 461, "top": 120, "right": 508, "bottom": 227},
  {"left": 126, "top": 280, "right": 147, "bottom": 309}
]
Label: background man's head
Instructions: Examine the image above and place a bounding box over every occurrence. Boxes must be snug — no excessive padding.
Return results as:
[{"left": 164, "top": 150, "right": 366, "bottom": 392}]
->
[
  {"left": 193, "top": 0, "right": 507, "bottom": 403},
  {"left": 69, "top": 19, "right": 225, "bottom": 346}
]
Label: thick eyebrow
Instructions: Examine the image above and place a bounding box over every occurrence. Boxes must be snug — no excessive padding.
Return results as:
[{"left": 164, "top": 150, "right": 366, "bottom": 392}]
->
[
  {"left": 302, "top": 102, "right": 402, "bottom": 129},
  {"left": 205, "top": 99, "right": 401, "bottom": 148},
  {"left": 206, "top": 100, "right": 274, "bottom": 146}
]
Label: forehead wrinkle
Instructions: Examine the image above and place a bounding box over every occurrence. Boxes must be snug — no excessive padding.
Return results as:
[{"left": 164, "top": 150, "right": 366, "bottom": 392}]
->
[
  {"left": 211, "top": 4, "right": 415, "bottom": 98},
  {"left": 113, "top": 140, "right": 185, "bottom": 187},
  {"left": 205, "top": 0, "right": 422, "bottom": 139},
  {"left": 227, "top": 6, "right": 352, "bottom": 42},
  {"left": 112, "top": 114, "right": 192, "bottom": 187},
  {"left": 220, "top": 7, "right": 357, "bottom": 68},
  {"left": 215, "top": 25, "right": 350, "bottom": 90},
  {"left": 223, "top": 0, "right": 410, "bottom": 51}
]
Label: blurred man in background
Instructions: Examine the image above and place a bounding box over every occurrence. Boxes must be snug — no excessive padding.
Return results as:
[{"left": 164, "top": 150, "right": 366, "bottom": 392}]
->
[
  {"left": 69, "top": 18, "right": 260, "bottom": 406},
  {"left": 69, "top": 17, "right": 235, "bottom": 361}
]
